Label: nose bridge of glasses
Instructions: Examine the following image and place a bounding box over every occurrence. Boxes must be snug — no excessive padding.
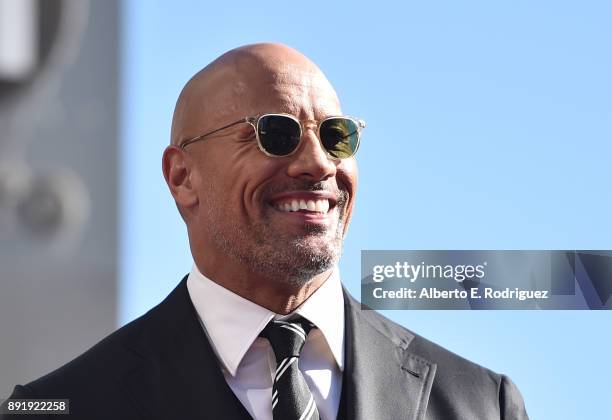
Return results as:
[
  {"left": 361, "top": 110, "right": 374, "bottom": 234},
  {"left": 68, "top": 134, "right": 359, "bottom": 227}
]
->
[
  {"left": 298, "top": 122, "right": 338, "bottom": 163},
  {"left": 300, "top": 119, "right": 319, "bottom": 133},
  {"left": 301, "top": 119, "right": 330, "bottom": 151}
]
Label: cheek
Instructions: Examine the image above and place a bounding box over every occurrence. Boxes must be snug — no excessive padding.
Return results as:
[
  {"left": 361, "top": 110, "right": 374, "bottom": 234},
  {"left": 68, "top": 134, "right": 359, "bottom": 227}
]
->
[
  {"left": 242, "top": 159, "right": 287, "bottom": 211},
  {"left": 336, "top": 160, "right": 358, "bottom": 233},
  {"left": 338, "top": 159, "right": 358, "bottom": 199},
  {"left": 190, "top": 152, "right": 236, "bottom": 210},
  {"left": 199, "top": 148, "right": 283, "bottom": 216}
]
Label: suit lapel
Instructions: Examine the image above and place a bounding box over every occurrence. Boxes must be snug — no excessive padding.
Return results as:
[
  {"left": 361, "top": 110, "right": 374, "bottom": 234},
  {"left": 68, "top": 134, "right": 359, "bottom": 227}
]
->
[
  {"left": 121, "top": 277, "right": 253, "bottom": 420},
  {"left": 342, "top": 289, "right": 436, "bottom": 420}
]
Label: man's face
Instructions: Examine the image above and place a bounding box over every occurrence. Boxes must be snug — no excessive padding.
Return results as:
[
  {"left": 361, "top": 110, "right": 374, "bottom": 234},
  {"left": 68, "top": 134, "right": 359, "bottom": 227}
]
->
[{"left": 185, "top": 67, "right": 358, "bottom": 285}]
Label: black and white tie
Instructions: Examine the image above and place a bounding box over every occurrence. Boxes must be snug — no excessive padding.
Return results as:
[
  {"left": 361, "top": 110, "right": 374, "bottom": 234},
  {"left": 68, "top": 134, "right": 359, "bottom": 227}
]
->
[{"left": 260, "top": 317, "right": 320, "bottom": 420}]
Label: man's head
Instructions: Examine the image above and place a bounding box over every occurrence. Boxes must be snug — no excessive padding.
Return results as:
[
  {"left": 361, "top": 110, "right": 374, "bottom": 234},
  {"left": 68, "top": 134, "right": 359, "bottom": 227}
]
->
[{"left": 163, "top": 43, "right": 358, "bottom": 292}]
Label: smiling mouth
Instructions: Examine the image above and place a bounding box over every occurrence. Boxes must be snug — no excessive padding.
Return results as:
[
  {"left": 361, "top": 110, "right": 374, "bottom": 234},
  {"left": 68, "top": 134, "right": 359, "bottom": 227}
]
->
[
  {"left": 273, "top": 198, "right": 331, "bottom": 214},
  {"left": 266, "top": 189, "right": 341, "bottom": 219}
]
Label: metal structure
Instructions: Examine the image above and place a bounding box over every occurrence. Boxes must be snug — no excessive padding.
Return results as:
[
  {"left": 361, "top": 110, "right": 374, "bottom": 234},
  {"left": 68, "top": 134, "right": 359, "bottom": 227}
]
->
[{"left": 0, "top": 0, "right": 118, "bottom": 395}]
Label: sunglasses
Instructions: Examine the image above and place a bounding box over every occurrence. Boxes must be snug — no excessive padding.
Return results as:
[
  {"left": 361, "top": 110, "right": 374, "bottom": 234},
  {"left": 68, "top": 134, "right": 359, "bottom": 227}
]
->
[{"left": 180, "top": 113, "right": 365, "bottom": 159}]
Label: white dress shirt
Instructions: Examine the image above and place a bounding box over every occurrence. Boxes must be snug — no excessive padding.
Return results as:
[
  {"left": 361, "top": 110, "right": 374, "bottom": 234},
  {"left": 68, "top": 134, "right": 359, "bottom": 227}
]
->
[{"left": 186, "top": 264, "right": 345, "bottom": 420}]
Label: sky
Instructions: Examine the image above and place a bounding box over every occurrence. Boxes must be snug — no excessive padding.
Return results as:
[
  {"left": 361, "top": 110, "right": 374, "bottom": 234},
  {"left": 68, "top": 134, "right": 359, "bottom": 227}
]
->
[{"left": 120, "top": 1, "right": 612, "bottom": 418}]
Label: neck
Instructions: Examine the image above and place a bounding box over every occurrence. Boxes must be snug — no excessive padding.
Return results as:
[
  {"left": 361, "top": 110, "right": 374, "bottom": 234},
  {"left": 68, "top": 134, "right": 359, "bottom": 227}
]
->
[{"left": 194, "top": 255, "right": 333, "bottom": 314}]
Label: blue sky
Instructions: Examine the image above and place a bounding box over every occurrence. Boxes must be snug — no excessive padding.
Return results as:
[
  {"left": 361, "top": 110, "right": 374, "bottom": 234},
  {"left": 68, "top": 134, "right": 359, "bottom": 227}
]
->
[{"left": 120, "top": 1, "right": 612, "bottom": 418}]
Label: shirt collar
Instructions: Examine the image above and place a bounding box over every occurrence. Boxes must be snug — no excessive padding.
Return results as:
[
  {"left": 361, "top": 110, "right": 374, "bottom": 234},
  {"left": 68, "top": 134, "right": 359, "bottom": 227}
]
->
[
  {"left": 289, "top": 268, "right": 344, "bottom": 372},
  {"left": 186, "top": 264, "right": 345, "bottom": 377}
]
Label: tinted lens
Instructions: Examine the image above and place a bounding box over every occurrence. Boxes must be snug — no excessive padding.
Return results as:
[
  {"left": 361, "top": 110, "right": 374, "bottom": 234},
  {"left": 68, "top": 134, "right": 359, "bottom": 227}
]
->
[
  {"left": 319, "top": 117, "right": 360, "bottom": 158},
  {"left": 257, "top": 115, "right": 301, "bottom": 156}
]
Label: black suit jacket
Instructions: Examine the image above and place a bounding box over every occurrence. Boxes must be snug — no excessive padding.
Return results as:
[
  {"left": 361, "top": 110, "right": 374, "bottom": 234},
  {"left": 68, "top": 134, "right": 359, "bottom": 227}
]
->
[{"left": 3, "top": 277, "right": 528, "bottom": 419}]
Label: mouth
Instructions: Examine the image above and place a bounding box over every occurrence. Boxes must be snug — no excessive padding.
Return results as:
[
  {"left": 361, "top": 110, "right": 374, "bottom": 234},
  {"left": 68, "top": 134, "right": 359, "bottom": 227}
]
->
[
  {"left": 266, "top": 191, "right": 339, "bottom": 224},
  {"left": 274, "top": 197, "right": 331, "bottom": 213}
]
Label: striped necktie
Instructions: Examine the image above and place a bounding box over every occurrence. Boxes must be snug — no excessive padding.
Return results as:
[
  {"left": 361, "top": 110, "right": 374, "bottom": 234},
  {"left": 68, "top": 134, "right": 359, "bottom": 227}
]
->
[{"left": 260, "top": 317, "right": 320, "bottom": 420}]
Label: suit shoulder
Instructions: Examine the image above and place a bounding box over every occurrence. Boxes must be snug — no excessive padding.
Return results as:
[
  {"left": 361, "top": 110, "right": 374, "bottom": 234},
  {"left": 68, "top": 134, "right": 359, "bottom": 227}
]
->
[
  {"left": 23, "top": 277, "right": 193, "bottom": 394},
  {"left": 363, "top": 308, "right": 503, "bottom": 383},
  {"left": 410, "top": 331, "right": 502, "bottom": 383},
  {"left": 21, "top": 301, "right": 164, "bottom": 395}
]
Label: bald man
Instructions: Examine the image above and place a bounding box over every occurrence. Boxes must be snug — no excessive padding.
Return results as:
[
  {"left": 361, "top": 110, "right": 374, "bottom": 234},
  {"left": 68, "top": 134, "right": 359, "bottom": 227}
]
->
[{"left": 3, "top": 44, "right": 528, "bottom": 420}]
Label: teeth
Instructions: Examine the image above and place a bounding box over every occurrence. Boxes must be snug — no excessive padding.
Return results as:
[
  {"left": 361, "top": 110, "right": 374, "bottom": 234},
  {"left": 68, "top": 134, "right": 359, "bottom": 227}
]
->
[
  {"left": 275, "top": 198, "right": 331, "bottom": 213},
  {"left": 315, "top": 199, "right": 329, "bottom": 213}
]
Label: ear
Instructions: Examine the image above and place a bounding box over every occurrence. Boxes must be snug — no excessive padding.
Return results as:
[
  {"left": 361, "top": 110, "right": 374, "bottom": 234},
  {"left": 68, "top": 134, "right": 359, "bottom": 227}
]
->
[{"left": 162, "top": 146, "right": 199, "bottom": 209}]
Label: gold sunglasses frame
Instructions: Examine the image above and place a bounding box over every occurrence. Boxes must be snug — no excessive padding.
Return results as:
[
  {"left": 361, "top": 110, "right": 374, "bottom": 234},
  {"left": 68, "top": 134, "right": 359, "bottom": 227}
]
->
[{"left": 180, "top": 113, "right": 366, "bottom": 159}]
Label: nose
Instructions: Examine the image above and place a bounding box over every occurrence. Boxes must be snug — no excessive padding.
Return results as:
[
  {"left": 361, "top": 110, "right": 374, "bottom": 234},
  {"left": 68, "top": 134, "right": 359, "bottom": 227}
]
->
[{"left": 285, "top": 129, "right": 337, "bottom": 181}]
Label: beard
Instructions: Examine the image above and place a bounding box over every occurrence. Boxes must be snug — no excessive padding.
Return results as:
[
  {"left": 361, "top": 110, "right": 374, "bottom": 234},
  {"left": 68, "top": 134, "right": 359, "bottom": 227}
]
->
[{"left": 206, "top": 183, "right": 349, "bottom": 287}]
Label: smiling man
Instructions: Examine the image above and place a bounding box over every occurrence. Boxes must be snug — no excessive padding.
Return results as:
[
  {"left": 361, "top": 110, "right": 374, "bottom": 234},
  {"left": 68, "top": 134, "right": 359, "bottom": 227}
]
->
[{"left": 3, "top": 44, "right": 528, "bottom": 420}]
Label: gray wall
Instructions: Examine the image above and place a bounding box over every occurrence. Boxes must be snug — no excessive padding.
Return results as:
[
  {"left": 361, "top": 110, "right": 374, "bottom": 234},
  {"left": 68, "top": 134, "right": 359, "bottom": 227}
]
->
[{"left": 0, "top": 0, "right": 118, "bottom": 396}]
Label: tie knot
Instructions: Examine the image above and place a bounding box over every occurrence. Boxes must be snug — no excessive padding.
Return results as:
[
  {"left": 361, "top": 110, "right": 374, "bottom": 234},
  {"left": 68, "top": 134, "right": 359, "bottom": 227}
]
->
[{"left": 260, "top": 317, "right": 315, "bottom": 359}]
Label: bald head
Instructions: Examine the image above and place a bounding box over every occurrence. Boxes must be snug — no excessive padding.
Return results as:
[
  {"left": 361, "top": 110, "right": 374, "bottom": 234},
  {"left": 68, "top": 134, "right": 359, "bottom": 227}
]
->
[{"left": 170, "top": 43, "right": 340, "bottom": 146}]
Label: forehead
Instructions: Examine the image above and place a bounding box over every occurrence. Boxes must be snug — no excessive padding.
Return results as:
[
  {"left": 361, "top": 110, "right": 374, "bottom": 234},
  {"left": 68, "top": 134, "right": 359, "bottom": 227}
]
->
[{"left": 240, "top": 65, "right": 341, "bottom": 120}]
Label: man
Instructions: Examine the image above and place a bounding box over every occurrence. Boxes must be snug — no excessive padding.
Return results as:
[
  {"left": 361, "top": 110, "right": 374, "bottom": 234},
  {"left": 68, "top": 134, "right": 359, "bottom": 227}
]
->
[{"left": 3, "top": 44, "right": 528, "bottom": 419}]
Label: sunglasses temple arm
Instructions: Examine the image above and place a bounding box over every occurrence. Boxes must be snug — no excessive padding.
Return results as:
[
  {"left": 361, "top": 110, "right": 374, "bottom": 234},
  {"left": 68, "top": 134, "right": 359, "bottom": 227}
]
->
[{"left": 180, "top": 118, "right": 249, "bottom": 149}]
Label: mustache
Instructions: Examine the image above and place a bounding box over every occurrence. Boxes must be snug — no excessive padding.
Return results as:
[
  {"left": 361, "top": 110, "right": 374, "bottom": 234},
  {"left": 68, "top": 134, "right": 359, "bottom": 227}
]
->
[{"left": 263, "top": 181, "right": 349, "bottom": 206}]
